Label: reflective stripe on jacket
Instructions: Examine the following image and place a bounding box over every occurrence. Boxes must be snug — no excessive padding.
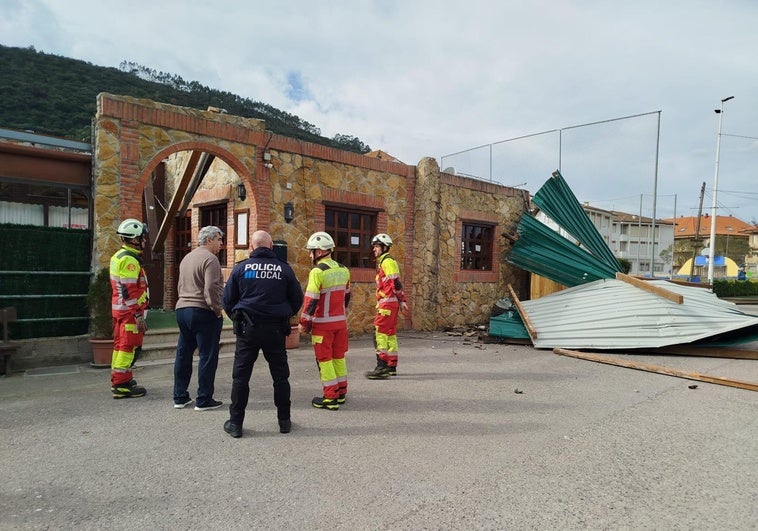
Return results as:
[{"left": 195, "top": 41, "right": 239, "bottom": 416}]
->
[
  {"left": 110, "top": 244, "right": 149, "bottom": 317},
  {"left": 376, "top": 253, "right": 405, "bottom": 307},
  {"left": 300, "top": 257, "right": 350, "bottom": 327}
]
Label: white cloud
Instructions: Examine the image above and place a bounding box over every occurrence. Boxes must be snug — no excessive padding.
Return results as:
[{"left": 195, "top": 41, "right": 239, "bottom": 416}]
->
[{"left": 2, "top": 0, "right": 757, "bottom": 222}]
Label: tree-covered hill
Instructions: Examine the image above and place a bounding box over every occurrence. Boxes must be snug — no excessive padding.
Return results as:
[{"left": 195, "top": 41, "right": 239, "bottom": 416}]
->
[{"left": 0, "top": 44, "right": 371, "bottom": 153}]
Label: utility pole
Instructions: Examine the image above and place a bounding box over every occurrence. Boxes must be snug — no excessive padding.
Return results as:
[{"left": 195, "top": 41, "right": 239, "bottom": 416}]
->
[
  {"left": 689, "top": 182, "right": 706, "bottom": 283},
  {"left": 707, "top": 96, "right": 735, "bottom": 284}
]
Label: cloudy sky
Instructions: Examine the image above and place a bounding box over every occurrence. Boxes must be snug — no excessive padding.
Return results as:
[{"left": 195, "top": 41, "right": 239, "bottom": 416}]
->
[{"left": 3, "top": 0, "right": 757, "bottom": 223}]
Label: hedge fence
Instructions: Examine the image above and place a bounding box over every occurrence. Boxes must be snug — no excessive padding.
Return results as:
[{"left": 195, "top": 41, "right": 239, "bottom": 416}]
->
[{"left": 0, "top": 224, "right": 92, "bottom": 339}]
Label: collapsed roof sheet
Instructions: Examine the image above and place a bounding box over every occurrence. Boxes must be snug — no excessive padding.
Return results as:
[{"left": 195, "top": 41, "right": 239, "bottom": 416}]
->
[
  {"left": 519, "top": 278, "right": 758, "bottom": 350},
  {"left": 508, "top": 214, "right": 621, "bottom": 287},
  {"left": 531, "top": 170, "right": 622, "bottom": 270},
  {"left": 508, "top": 170, "right": 622, "bottom": 287},
  {"left": 497, "top": 170, "right": 758, "bottom": 351}
]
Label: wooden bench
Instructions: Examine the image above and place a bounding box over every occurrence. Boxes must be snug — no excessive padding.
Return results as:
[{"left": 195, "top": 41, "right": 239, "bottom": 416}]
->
[{"left": 1, "top": 307, "right": 18, "bottom": 376}]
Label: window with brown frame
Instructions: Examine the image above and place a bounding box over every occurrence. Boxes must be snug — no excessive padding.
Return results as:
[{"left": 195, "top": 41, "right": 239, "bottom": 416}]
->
[
  {"left": 175, "top": 211, "right": 193, "bottom": 264},
  {"left": 461, "top": 222, "right": 494, "bottom": 270},
  {"left": 325, "top": 205, "right": 376, "bottom": 268}
]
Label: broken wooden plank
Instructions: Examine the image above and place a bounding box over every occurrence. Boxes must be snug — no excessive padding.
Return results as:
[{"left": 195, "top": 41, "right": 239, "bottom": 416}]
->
[
  {"left": 616, "top": 272, "right": 683, "bottom": 304},
  {"left": 640, "top": 345, "right": 758, "bottom": 360},
  {"left": 507, "top": 284, "right": 538, "bottom": 339},
  {"left": 554, "top": 347, "right": 758, "bottom": 392}
]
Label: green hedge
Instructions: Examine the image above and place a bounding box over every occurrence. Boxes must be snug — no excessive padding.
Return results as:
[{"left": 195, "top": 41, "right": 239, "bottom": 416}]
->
[
  {"left": 2, "top": 224, "right": 91, "bottom": 270},
  {"left": 0, "top": 224, "right": 92, "bottom": 339},
  {"left": 712, "top": 279, "right": 758, "bottom": 298}
]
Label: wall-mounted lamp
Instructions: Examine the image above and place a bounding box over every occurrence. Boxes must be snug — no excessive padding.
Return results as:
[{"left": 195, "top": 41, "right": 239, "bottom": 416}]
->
[
  {"left": 237, "top": 182, "right": 246, "bottom": 201},
  {"left": 284, "top": 201, "right": 294, "bottom": 223}
]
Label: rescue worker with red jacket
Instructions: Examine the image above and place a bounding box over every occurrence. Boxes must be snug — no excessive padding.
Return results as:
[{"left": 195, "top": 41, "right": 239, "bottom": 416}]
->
[
  {"left": 109, "top": 218, "right": 150, "bottom": 399},
  {"left": 299, "top": 232, "right": 351, "bottom": 410},
  {"left": 365, "top": 233, "right": 408, "bottom": 380}
]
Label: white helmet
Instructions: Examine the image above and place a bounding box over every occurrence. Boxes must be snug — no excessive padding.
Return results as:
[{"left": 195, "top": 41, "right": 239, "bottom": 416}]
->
[
  {"left": 371, "top": 233, "right": 393, "bottom": 247},
  {"left": 117, "top": 218, "right": 146, "bottom": 239},
  {"left": 306, "top": 231, "right": 335, "bottom": 251}
]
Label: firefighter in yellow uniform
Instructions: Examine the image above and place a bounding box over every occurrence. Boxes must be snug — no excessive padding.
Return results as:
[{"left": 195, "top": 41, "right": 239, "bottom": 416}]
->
[
  {"left": 110, "top": 218, "right": 150, "bottom": 399},
  {"left": 365, "top": 233, "right": 408, "bottom": 380},
  {"left": 299, "top": 232, "right": 351, "bottom": 410}
]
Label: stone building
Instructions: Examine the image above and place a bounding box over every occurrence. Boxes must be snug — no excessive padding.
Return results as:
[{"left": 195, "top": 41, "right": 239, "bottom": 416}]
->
[{"left": 12, "top": 93, "right": 528, "bottom": 336}]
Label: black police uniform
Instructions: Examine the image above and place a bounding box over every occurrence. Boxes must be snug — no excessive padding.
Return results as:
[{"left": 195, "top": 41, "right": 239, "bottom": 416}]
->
[{"left": 222, "top": 247, "right": 304, "bottom": 428}]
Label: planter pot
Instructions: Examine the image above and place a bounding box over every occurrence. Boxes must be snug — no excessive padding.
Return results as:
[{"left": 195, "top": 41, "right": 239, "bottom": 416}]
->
[
  {"left": 286, "top": 326, "right": 300, "bottom": 349},
  {"left": 89, "top": 338, "right": 113, "bottom": 368}
]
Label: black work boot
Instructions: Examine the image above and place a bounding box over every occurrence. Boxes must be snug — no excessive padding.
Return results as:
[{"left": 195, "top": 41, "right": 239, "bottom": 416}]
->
[
  {"left": 311, "top": 396, "right": 339, "bottom": 410},
  {"left": 224, "top": 420, "right": 243, "bottom": 438},
  {"left": 112, "top": 380, "right": 146, "bottom": 399},
  {"left": 365, "top": 362, "right": 391, "bottom": 380}
]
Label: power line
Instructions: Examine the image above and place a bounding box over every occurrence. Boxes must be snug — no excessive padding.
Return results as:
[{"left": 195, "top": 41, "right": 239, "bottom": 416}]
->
[{"left": 722, "top": 133, "right": 758, "bottom": 141}]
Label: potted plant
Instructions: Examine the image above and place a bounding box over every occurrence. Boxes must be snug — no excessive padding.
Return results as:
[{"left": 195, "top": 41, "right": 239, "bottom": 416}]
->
[
  {"left": 86, "top": 267, "right": 113, "bottom": 367},
  {"left": 286, "top": 315, "right": 301, "bottom": 349}
]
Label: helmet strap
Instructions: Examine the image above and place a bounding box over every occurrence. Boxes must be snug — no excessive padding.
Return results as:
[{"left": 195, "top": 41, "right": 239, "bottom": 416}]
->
[
  {"left": 123, "top": 235, "right": 144, "bottom": 248},
  {"left": 310, "top": 248, "right": 330, "bottom": 265}
]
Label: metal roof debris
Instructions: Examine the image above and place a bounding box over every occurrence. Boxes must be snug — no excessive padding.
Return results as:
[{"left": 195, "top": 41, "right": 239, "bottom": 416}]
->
[{"left": 491, "top": 170, "right": 758, "bottom": 355}]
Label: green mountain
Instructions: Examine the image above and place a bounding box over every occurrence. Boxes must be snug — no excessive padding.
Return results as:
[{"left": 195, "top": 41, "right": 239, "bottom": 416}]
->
[{"left": 0, "top": 44, "right": 370, "bottom": 153}]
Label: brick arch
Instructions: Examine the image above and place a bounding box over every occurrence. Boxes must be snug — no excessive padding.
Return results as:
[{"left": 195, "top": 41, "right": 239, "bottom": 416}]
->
[{"left": 140, "top": 139, "right": 259, "bottom": 218}]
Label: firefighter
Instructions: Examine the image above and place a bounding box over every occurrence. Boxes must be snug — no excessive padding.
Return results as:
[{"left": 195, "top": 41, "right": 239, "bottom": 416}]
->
[
  {"left": 365, "top": 233, "right": 408, "bottom": 380},
  {"left": 299, "top": 232, "right": 351, "bottom": 410},
  {"left": 109, "top": 218, "right": 150, "bottom": 399}
]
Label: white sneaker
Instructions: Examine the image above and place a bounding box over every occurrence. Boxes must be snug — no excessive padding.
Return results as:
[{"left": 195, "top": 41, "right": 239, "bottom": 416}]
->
[
  {"left": 174, "top": 398, "right": 194, "bottom": 409},
  {"left": 194, "top": 399, "right": 223, "bottom": 411}
]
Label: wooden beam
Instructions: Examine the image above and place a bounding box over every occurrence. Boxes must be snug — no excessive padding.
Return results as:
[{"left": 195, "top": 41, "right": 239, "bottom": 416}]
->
[
  {"left": 554, "top": 348, "right": 758, "bottom": 392},
  {"left": 152, "top": 151, "right": 202, "bottom": 253},
  {"left": 616, "top": 272, "right": 683, "bottom": 304},
  {"left": 142, "top": 171, "right": 160, "bottom": 261},
  {"left": 177, "top": 153, "right": 215, "bottom": 214},
  {"left": 642, "top": 345, "right": 758, "bottom": 360},
  {"left": 507, "top": 283, "right": 538, "bottom": 339}
]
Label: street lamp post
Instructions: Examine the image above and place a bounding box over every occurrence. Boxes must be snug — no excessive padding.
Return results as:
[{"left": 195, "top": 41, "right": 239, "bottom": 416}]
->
[{"left": 707, "top": 96, "right": 734, "bottom": 284}]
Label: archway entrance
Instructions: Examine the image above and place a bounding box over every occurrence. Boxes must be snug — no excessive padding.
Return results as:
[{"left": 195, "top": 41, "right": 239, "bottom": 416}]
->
[{"left": 92, "top": 94, "right": 271, "bottom": 308}]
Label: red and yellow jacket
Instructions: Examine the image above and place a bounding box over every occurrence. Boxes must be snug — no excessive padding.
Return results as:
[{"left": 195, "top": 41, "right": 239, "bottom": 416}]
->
[
  {"left": 376, "top": 252, "right": 405, "bottom": 308},
  {"left": 110, "top": 244, "right": 149, "bottom": 319},
  {"left": 300, "top": 257, "right": 350, "bottom": 332}
]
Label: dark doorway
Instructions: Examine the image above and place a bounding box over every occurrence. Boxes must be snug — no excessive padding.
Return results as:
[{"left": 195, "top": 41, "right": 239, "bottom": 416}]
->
[{"left": 201, "top": 204, "right": 227, "bottom": 266}]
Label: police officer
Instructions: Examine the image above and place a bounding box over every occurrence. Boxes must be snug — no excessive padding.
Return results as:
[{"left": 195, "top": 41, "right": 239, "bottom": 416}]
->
[
  {"left": 110, "top": 218, "right": 150, "bottom": 399},
  {"left": 222, "top": 230, "right": 304, "bottom": 438}
]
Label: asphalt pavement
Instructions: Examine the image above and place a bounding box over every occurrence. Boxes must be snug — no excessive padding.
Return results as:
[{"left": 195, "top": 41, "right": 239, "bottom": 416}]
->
[{"left": 1, "top": 331, "right": 756, "bottom": 530}]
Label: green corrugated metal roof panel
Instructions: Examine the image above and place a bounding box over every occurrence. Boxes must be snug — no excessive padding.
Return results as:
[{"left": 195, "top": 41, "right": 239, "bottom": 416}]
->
[
  {"left": 489, "top": 310, "right": 530, "bottom": 339},
  {"left": 532, "top": 170, "right": 622, "bottom": 270},
  {"left": 508, "top": 213, "right": 621, "bottom": 287}
]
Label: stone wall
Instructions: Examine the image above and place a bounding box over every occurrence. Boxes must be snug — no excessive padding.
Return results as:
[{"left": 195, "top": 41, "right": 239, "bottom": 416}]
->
[
  {"left": 412, "top": 157, "right": 529, "bottom": 330},
  {"left": 93, "top": 93, "right": 528, "bottom": 337}
]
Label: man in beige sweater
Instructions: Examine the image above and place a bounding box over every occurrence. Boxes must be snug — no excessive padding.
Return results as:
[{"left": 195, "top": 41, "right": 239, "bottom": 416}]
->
[{"left": 173, "top": 226, "right": 225, "bottom": 411}]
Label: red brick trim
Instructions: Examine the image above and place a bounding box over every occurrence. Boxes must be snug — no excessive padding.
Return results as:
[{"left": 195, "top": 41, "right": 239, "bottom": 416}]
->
[{"left": 440, "top": 172, "right": 520, "bottom": 195}]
